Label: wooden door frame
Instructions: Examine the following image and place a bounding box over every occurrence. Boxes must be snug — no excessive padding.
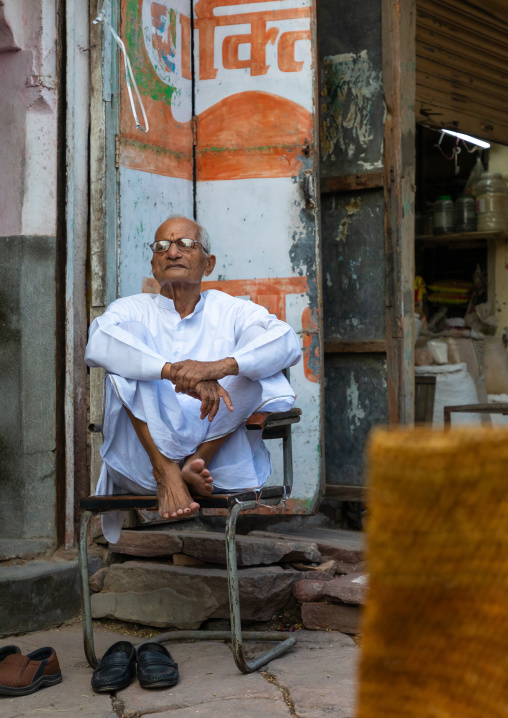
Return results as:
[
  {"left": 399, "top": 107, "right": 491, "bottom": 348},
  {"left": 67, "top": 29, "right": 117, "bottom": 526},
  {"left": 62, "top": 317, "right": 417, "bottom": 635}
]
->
[{"left": 382, "top": 0, "right": 416, "bottom": 424}]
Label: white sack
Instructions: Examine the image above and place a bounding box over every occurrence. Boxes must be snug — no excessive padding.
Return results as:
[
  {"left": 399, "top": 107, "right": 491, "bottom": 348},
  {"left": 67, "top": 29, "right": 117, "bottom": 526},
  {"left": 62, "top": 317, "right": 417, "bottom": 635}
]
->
[{"left": 415, "top": 362, "right": 481, "bottom": 426}]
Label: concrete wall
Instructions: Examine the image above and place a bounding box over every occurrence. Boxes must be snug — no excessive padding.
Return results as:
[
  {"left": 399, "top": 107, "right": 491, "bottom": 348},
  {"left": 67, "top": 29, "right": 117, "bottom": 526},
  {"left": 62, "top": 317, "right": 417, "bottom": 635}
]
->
[
  {"left": 0, "top": 1, "right": 59, "bottom": 550},
  {"left": 0, "top": 237, "right": 57, "bottom": 542}
]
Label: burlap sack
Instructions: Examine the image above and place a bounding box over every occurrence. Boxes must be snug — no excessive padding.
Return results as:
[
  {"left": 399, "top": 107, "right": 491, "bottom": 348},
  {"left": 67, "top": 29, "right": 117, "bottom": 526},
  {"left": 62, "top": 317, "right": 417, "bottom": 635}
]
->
[{"left": 358, "top": 427, "right": 508, "bottom": 718}]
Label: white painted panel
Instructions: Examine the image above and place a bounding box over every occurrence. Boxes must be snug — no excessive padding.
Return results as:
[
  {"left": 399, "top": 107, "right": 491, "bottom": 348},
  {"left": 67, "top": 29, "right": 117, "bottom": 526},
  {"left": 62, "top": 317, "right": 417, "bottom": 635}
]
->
[
  {"left": 118, "top": 168, "right": 193, "bottom": 297},
  {"left": 194, "top": 0, "right": 313, "bottom": 114},
  {"left": 198, "top": 177, "right": 305, "bottom": 280}
]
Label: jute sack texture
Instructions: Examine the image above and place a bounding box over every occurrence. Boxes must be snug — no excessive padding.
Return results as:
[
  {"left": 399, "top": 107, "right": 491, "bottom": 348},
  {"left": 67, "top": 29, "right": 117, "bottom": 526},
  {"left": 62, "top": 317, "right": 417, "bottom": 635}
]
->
[{"left": 358, "top": 427, "right": 508, "bottom": 718}]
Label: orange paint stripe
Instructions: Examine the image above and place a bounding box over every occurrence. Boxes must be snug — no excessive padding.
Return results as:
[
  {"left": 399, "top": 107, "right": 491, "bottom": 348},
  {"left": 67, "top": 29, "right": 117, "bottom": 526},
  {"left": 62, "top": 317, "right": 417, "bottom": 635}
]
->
[
  {"left": 196, "top": 147, "right": 304, "bottom": 180},
  {"left": 119, "top": 141, "right": 193, "bottom": 180}
]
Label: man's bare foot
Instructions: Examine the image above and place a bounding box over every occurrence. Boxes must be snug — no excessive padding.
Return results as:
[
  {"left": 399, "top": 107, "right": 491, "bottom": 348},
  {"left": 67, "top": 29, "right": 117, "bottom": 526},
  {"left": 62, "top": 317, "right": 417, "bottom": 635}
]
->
[
  {"left": 182, "top": 457, "right": 214, "bottom": 497},
  {"left": 153, "top": 460, "right": 200, "bottom": 520}
]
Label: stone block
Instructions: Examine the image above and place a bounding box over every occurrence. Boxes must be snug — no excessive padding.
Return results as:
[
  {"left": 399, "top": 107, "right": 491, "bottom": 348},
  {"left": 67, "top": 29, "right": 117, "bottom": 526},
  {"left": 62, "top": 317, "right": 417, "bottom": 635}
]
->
[
  {"left": 293, "top": 579, "right": 328, "bottom": 603},
  {"left": 249, "top": 528, "right": 364, "bottom": 566},
  {"left": 0, "top": 559, "right": 80, "bottom": 637},
  {"left": 295, "top": 570, "right": 335, "bottom": 582},
  {"left": 301, "top": 602, "right": 362, "bottom": 634},
  {"left": 92, "top": 561, "right": 298, "bottom": 628},
  {"left": 89, "top": 567, "right": 109, "bottom": 593},
  {"left": 0, "top": 236, "right": 57, "bottom": 544},
  {"left": 182, "top": 532, "right": 320, "bottom": 566},
  {"left": 113, "top": 529, "right": 320, "bottom": 565},
  {"left": 112, "top": 530, "right": 183, "bottom": 557},
  {"left": 323, "top": 572, "right": 368, "bottom": 605}
]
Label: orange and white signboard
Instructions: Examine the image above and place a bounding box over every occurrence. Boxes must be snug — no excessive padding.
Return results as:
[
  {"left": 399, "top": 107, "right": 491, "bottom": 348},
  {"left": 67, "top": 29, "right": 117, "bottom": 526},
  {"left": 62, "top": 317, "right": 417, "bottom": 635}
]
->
[{"left": 116, "top": 0, "right": 321, "bottom": 512}]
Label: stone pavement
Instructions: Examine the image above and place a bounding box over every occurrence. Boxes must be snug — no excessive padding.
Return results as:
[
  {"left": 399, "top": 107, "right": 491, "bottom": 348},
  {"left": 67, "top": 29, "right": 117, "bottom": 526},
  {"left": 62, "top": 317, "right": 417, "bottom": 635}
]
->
[{"left": 0, "top": 621, "right": 358, "bottom": 717}]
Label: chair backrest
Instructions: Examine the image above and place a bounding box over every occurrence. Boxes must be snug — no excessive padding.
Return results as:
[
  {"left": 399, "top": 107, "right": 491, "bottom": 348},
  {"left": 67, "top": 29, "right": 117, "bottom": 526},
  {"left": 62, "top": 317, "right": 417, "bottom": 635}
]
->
[{"left": 415, "top": 375, "right": 436, "bottom": 423}]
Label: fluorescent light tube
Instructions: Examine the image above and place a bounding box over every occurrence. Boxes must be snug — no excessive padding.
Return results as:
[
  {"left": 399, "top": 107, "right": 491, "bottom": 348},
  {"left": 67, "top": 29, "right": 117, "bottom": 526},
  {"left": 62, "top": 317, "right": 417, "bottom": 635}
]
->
[{"left": 441, "top": 129, "right": 490, "bottom": 149}]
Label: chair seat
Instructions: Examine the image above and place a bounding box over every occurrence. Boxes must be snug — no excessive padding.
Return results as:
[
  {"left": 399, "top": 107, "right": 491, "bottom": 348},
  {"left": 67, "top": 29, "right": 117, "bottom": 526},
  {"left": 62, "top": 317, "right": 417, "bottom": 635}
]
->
[{"left": 80, "top": 486, "right": 286, "bottom": 512}]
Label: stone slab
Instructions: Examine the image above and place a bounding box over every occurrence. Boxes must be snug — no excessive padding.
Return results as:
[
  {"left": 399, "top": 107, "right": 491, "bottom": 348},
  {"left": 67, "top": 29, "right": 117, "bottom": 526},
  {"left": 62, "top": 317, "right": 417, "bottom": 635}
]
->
[
  {"left": 90, "top": 567, "right": 109, "bottom": 593},
  {"left": 301, "top": 602, "right": 362, "bottom": 634},
  {"left": 0, "top": 559, "right": 80, "bottom": 637},
  {"left": 265, "top": 637, "right": 359, "bottom": 718},
  {"left": 0, "top": 622, "right": 359, "bottom": 718},
  {"left": 323, "top": 572, "right": 369, "bottom": 605},
  {"left": 92, "top": 561, "right": 298, "bottom": 628},
  {"left": 0, "top": 538, "right": 54, "bottom": 561},
  {"left": 293, "top": 579, "right": 329, "bottom": 603},
  {"left": 118, "top": 641, "right": 288, "bottom": 717},
  {"left": 113, "top": 529, "right": 320, "bottom": 565},
  {"left": 0, "top": 623, "right": 121, "bottom": 718},
  {"left": 160, "top": 698, "right": 290, "bottom": 717},
  {"left": 249, "top": 528, "right": 364, "bottom": 567},
  {"left": 296, "top": 570, "right": 335, "bottom": 582},
  {"left": 113, "top": 530, "right": 183, "bottom": 557}
]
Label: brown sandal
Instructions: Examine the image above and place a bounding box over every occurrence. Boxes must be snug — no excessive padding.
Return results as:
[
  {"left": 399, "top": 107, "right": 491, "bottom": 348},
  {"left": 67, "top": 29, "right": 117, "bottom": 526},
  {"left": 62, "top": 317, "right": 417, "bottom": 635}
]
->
[{"left": 0, "top": 647, "right": 62, "bottom": 696}]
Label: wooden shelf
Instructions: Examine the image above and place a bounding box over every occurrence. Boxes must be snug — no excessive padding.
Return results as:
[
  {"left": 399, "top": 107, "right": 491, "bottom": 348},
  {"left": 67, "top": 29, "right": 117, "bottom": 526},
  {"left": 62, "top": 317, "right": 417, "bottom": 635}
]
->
[{"left": 416, "top": 230, "right": 508, "bottom": 242}]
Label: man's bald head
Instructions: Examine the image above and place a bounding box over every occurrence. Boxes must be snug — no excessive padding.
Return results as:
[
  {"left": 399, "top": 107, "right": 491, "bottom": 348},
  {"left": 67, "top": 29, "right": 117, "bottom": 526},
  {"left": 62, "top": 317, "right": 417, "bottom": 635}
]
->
[{"left": 155, "top": 215, "right": 211, "bottom": 253}]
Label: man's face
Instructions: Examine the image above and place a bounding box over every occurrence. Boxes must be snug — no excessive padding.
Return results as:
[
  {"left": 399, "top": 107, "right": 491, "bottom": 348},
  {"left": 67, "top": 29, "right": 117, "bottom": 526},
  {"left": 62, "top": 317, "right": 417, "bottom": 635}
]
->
[{"left": 151, "top": 217, "right": 216, "bottom": 290}]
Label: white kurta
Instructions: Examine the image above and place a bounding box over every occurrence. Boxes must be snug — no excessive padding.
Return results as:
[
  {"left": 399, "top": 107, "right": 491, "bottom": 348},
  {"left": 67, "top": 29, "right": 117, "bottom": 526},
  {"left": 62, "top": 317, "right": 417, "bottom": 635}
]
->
[{"left": 85, "top": 290, "right": 301, "bottom": 542}]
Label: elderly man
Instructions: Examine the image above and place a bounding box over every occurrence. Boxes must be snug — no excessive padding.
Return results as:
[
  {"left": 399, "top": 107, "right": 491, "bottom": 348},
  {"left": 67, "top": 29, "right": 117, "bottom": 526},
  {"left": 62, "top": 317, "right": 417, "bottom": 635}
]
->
[{"left": 85, "top": 215, "right": 301, "bottom": 542}]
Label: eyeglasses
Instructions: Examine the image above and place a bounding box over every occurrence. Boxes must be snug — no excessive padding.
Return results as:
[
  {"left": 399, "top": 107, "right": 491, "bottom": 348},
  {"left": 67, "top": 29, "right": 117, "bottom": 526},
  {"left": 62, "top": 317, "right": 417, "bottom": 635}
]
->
[{"left": 150, "top": 238, "right": 208, "bottom": 254}]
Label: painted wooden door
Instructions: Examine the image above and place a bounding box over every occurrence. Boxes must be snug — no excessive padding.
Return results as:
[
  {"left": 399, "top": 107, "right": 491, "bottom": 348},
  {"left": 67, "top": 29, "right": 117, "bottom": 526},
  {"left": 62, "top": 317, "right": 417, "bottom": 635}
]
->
[{"left": 113, "top": 0, "right": 322, "bottom": 512}]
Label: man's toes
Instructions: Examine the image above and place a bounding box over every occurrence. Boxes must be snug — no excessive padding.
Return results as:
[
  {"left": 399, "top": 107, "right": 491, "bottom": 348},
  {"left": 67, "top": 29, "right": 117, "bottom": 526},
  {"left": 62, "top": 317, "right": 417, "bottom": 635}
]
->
[{"left": 190, "top": 458, "right": 205, "bottom": 472}]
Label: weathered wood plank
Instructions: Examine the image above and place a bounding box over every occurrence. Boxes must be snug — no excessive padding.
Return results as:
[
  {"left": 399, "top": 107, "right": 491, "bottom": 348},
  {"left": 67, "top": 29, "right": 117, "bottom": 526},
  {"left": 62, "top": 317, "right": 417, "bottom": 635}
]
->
[
  {"left": 324, "top": 354, "right": 388, "bottom": 485},
  {"left": 321, "top": 173, "right": 384, "bottom": 194},
  {"left": 382, "top": 0, "right": 416, "bottom": 424},
  {"left": 324, "top": 485, "right": 367, "bottom": 501},
  {"left": 324, "top": 340, "right": 386, "bottom": 354},
  {"left": 319, "top": 0, "right": 384, "bottom": 177},
  {"left": 322, "top": 189, "right": 386, "bottom": 342}
]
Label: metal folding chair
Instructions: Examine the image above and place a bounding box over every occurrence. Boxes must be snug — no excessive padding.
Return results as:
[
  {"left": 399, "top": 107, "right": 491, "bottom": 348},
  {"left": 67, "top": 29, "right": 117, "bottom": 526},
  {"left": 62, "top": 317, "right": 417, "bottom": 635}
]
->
[{"left": 78, "top": 406, "right": 301, "bottom": 673}]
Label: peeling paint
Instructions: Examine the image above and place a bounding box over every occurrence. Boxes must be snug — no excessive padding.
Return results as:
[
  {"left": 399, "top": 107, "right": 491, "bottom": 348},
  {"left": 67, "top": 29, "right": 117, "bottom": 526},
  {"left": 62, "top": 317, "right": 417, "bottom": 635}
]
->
[
  {"left": 346, "top": 373, "right": 366, "bottom": 432},
  {"left": 335, "top": 196, "right": 362, "bottom": 243},
  {"left": 320, "top": 49, "right": 382, "bottom": 162}
]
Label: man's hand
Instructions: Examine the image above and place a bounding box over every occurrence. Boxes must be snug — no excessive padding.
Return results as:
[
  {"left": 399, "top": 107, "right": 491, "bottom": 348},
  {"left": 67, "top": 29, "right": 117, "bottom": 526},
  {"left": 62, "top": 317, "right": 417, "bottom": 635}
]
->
[
  {"left": 185, "top": 380, "right": 234, "bottom": 421},
  {"left": 169, "top": 358, "right": 238, "bottom": 393}
]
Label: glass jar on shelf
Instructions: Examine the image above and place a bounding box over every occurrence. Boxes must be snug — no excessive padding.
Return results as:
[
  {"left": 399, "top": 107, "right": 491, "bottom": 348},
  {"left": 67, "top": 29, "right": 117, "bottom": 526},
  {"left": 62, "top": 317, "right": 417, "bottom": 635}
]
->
[
  {"left": 476, "top": 172, "right": 508, "bottom": 232},
  {"left": 454, "top": 194, "right": 476, "bottom": 232},
  {"left": 432, "top": 196, "right": 454, "bottom": 235}
]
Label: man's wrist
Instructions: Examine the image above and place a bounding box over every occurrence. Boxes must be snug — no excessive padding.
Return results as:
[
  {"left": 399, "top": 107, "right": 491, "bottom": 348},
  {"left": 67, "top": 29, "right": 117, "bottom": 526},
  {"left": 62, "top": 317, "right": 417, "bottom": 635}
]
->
[
  {"left": 161, "top": 362, "right": 172, "bottom": 380},
  {"left": 221, "top": 357, "right": 239, "bottom": 377}
]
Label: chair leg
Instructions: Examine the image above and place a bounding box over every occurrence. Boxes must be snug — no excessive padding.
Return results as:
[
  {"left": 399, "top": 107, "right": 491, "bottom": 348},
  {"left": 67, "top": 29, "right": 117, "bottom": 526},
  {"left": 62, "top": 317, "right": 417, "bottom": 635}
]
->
[
  {"left": 78, "top": 509, "right": 99, "bottom": 669},
  {"left": 225, "top": 501, "right": 297, "bottom": 673}
]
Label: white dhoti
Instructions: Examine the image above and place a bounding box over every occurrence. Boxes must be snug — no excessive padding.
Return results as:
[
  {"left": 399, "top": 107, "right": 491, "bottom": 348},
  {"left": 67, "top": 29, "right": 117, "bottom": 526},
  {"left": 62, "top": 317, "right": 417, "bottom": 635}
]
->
[{"left": 95, "top": 321, "right": 296, "bottom": 543}]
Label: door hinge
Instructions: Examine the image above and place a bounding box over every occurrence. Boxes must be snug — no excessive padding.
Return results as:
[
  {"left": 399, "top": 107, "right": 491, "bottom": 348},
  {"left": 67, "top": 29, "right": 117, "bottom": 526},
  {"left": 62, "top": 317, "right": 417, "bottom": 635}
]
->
[
  {"left": 191, "top": 116, "right": 198, "bottom": 146},
  {"left": 115, "top": 135, "right": 120, "bottom": 169}
]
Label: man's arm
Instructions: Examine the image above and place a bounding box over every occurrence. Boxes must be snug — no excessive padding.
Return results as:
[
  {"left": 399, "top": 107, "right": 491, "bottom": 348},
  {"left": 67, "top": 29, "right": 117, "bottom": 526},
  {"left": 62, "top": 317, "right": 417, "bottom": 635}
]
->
[
  {"left": 165, "top": 357, "right": 238, "bottom": 391},
  {"left": 168, "top": 300, "right": 301, "bottom": 391},
  {"left": 85, "top": 300, "right": 167, "bottom": 381},
  {"left": 163, "top": 361, "right": 235, "bottom": 421}
]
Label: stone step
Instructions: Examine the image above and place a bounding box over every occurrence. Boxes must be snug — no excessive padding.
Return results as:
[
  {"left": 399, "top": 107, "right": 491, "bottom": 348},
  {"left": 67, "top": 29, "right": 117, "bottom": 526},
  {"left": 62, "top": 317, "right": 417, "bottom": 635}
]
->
[
  {"left": 91, "top": 560, "right": 298, "bottom": 629},
  {"left": 112, "top": 529, "right": 321, "bottom": 566},
  {"left": 0, "top": 559, "right": 81, "bottom": 637},
  {"left": 322, "top": 572, "right": 368, "bottom": 605},
  {"left": 301, "top": 602, "right": 362, "bottom": 634},
  {"left": 248, "top": 528, "right": 365, "bottom": 571}
]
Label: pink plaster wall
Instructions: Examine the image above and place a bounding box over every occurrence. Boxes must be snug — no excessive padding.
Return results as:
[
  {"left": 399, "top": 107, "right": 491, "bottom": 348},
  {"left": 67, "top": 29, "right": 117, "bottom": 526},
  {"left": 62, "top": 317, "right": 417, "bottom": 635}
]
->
[{"left": 0, "top": 0, "right": 58, "bottom": 237}]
